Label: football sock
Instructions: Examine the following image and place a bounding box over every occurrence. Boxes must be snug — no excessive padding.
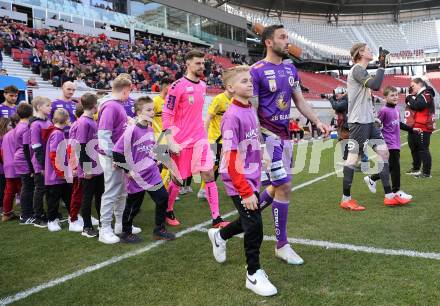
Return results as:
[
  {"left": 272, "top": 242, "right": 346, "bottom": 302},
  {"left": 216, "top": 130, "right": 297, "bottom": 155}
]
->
[
  {"left": 272, "top": 199, "right": 289, "bottom": 249},
  {"left": 205, "top": 181, "right": 220, "bottom": 219}
]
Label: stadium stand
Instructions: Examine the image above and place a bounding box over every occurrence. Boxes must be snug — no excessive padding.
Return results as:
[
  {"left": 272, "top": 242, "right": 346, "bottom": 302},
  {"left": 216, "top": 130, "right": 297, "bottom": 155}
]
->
[{"left": 0, "top": 17, "right": 239, "bottom": 91}]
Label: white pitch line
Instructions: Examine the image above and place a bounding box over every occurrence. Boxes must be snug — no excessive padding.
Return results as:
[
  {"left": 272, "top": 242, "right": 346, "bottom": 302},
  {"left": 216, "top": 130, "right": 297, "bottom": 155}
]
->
[
  {"left": 0, "top": 210, "right": 237, "bottom": 306},
  {"left": 2, "top": 133, "right": 437, "bottom": 305},
  {"left": 196, "top": 228, "right": 440, "bottom": 261}
]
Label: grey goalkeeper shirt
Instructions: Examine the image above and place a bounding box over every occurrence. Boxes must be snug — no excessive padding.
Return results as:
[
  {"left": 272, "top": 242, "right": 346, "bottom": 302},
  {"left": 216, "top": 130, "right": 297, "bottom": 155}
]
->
[{"left": 347, "top": 64, "right": 377, "bottom": 124}]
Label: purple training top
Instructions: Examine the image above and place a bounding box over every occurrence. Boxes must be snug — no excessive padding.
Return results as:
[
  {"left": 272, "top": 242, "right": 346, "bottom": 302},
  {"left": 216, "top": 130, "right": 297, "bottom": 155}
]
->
[
  {"left": 13, "top": 121, "right": 32, "bottom": 175},
  {"left": 2, "top": 129, "right": 18, "bottom": 178},
  {"left": 250, "top": 59, "right": 301, "bottom": 140},
  {"left": 75, "top": 115, "right": 102, "bottom": 178},
  {"left": 220, "top": 101, "right": 261, "bottom": 197},
  {"left": 0, "top": 104, "right": 17, "bottom": 118},
  {"left": 378, "top": 104, "right": 401, "bottom": 150},
  {"left": 113, "top": 123, "right": 162, "bottom": 194},
  {"left": 0, "top": 137, "right": 4, "bottom": 175},
  {"left": 98, "top": 98, "right": 128, "bottom": 153},
  {"left": 50, "top": 99, "right": 77, "bottom": 123},
  {"left": 45, "top": 128, "right": 67, "bottom": 185},
  {"left": 30, "top": 118, "right": 51, "bottom": 174}
]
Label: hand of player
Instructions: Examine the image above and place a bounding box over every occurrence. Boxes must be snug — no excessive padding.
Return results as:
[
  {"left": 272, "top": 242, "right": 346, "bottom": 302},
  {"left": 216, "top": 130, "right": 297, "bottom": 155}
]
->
[
  {"left": 316, "top": 121, "right": 330, "bottom": 138},
  {"left": 242, "top": 194, "right": 258, "bottom": 211},
  {"left": 374, "top": 118, "right": 383, "bottom": 129},
  {"left": 413, "top": 127, "right": 422, "bottom": 134},
  {"left": 84, "top": 173, "right": 93, "bottom": 179}
]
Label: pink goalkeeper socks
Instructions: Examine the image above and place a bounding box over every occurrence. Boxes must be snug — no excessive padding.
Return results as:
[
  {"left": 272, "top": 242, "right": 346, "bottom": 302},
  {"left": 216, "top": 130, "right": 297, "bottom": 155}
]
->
[
  {"left": 167, "top": 181, "right": 180, "bottom": 212},
  {"left": 205, "top": 181, "right": 220, "bottom": 219}
]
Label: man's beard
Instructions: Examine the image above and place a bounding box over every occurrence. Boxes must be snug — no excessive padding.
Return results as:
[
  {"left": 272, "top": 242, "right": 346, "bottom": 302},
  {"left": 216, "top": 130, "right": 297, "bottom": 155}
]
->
[{"left": 272, "top": 46, "right": 288, "bottom": 58}]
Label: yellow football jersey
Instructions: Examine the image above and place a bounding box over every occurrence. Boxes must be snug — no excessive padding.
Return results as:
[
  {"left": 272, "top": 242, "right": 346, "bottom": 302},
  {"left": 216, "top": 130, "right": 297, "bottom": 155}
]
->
[
  {"left": 153, "top": 95, "right": 165, "bottom": 136},
  {"left": 207, "top": 92, "right": 231, "bottom": 144}
]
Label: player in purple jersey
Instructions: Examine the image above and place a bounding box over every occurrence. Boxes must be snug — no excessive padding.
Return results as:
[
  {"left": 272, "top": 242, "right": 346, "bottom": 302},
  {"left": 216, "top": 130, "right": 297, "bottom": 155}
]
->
[
  {"left": 43, "top": 109, "right": 72, "bottom": 232},
  {"left": 113, "top": 97, "right": 175, "bottom": 243},
  {"left": 13, "top": 103, "right": 35, "bottom": 224},
  {"left": 97, "top": 75, "right": 131, "bottom": 244},
  {"left": 364, "top": 86, "right": 416, "bottom": 203},
  {"left": 251, "top": 25, "right": 329, "bottom": 265},
  {"left": 208, "top": 66, "right": 278, "bottom": 296},
  {"left": 76, "top": 93, "right": 103, "bottom": 238},
  {"left": 29, "top": 97, "right": 52, "bottom": 227},
  {"left": 50, "top": 81, "right": 77, "bottom": 124},
  {"left": 0, "top": 85, "right": 18, "bottom": 118}
]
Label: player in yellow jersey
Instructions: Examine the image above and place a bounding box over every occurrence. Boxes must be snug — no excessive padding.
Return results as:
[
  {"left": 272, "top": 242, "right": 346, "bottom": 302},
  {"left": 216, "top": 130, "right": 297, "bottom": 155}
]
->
[
  {"left": 152, "top": 78, "right": 173, "bottom": 189},
  {"left": 198, "top": 89, "right": 232, "bottom": 199}
]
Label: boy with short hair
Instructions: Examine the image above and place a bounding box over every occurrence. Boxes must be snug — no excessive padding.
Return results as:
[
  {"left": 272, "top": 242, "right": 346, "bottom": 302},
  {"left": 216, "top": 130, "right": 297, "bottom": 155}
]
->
[
  {"left": 363, "top": 86, "right": 416, "bottom": 204},
  {"left": 44, "top": 108, "right": 72, "bottom": 232},
  {"left": 30, "top": 96, "right": 52, "bottom": 227},
  {"left": 113, "top": 96, "right": 175, "bottom": 243},
  {"left": 68, "top": 103, "right": 85, "bottom": 232},
  {"left": 97, "top": 75, "right": 131, "bottom": 244},
  {"left": 208, "top": 66, "right": 277, "bottom": 297},
  {"left": 14, "top": 102, "right": 35, "bottom": 224},
  {"left": 77, "top": 93, "right": 103, "bottom": 238},
  {"left": 1, "top": 114, "right": 20, "bottom": 221}
]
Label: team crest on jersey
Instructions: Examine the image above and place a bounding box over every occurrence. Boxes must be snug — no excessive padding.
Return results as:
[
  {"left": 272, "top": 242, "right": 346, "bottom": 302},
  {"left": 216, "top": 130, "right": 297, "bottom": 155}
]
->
[
  {"left": 269, "top": 79, "right": 277, "bottom": 92},
  {"left": 276, "top": 93, "right": 288, "bottom": 110},
  {"left": 188, "top": 95, "right": 194, "bottom": 105}
]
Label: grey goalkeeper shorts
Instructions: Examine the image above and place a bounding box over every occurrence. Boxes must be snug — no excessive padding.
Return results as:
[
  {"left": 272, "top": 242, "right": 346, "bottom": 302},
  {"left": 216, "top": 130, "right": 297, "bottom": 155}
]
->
[{"left": 348, "top": 122, "right": 385, "bottom": 155}]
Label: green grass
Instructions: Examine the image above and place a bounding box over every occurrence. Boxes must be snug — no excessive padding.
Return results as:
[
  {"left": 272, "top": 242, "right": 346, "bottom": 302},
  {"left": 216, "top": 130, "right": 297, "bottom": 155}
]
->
[{"left": 1, "top": 131, "right": 439, "bottom": 305}]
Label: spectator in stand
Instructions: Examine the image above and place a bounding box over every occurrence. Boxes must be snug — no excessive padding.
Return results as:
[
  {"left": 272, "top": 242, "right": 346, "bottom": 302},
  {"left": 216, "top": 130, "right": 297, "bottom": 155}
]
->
[
  {"left": 139, "top": 80, "right": 150, "bottom": 92},
  {"left": 29, "top": 48, "right": 41, "bottom": 74},
  {"left": 151, "top": 81, "right": 160, "bottom": 93}
]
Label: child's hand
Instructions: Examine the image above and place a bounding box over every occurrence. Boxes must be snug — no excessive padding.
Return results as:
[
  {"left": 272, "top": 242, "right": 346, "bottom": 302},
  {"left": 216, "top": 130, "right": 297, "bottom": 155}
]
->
[
  {"left": 413, "top": 128, "right": 422, "bottom": 134},
  {"left": 168, "top": 142, "right": 181, "bottom": 154},
  {"left": 242, "top": 194, "right": 258, "bottom": 211}
]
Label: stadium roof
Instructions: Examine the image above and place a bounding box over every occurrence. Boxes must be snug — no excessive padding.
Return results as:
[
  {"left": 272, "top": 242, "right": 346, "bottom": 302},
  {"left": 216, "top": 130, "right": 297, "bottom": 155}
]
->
[{"left": 220, "top": 0, "right": 440, "bottom": 16}]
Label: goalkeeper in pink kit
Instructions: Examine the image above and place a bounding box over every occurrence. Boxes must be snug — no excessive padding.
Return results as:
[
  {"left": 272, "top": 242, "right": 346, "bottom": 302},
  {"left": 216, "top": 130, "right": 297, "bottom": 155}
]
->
[{"left": 162, "top": 50, "right": 230, "bottom": 228}]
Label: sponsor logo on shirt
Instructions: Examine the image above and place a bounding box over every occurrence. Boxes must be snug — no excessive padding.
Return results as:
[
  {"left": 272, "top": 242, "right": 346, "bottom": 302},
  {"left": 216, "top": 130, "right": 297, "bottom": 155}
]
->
[
  {"left": 264, "top": 70, "right": 275, "bottom": 76},
  {"left": 167, "top": 95, "right": 176, "bottom": 110},
  {"left": 268, "top": 79, "right": 277, "bottom": 92},
  {"left": 186, "top": 86, "right": 194, "bottom": 93},
  {"left": 245, "top": 128, "right": 259, "bottom": 139}
]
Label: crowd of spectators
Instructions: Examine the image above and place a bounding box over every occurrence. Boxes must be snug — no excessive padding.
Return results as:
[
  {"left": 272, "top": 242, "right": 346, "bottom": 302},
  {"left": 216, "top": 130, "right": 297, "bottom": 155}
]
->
[{"left": 0, "top": 16, "right": 246, "bottom": 92}]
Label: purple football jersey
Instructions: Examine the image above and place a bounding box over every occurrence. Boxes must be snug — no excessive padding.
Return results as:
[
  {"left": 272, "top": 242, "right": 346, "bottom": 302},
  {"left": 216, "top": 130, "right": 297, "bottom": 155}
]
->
[
  {"left": 45, "top": 128, "right": 67, "bottom": 185},
  {"left": 113, "top": 123, "right": 162, "bottom": 194},
  {"left": 0, "top": 104, "right": 17, "bottom": 118},
  {"left": 2, "top": 129, "right": 18, "bottom": 178},
  {"left": 0, "top": 137, "right": 4, "bottom": 175},
  {"left": 75, "top": 116, "right": 102, "bottom": 178},
  {"left": 124, "top": 97, "right": 136, "bottom": 118},
  {"left": 13, "top": 122, "right": 32, "bottom": 175},
  {"left": 378, "top": 104, "right": 401, "bottom": 150},
  {"left": 220, "top": 100, "right": 261, "bottom": 196},
  {"left": 250, "top": 60, "right": 301, "bottom": 140},
  {"left": 50, "top": 99, "right": 77, "bottom": 123},
  {"left": 30, "top": 118, "right": 51, "bottom": 173},
  {"left": 98, "top": 99, "right": 128, "bottom": 152}
]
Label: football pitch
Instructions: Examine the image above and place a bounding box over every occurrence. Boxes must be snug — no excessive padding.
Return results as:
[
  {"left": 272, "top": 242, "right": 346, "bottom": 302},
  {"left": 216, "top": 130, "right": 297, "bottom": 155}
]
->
[{"left": 1, "top": 131, "right": 439, "bottom": 306}]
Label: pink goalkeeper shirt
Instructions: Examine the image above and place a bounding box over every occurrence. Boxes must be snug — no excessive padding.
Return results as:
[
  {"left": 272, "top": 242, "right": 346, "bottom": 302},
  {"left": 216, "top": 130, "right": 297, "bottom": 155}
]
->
[{"left": 162, "top": 77, "right": 207, "bottom": 148}]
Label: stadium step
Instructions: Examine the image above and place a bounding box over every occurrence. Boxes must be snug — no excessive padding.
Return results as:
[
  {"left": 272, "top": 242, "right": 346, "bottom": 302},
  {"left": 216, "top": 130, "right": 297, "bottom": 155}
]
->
[{"left": 1, "top": 54, "right": 53, "bottom": 87}]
